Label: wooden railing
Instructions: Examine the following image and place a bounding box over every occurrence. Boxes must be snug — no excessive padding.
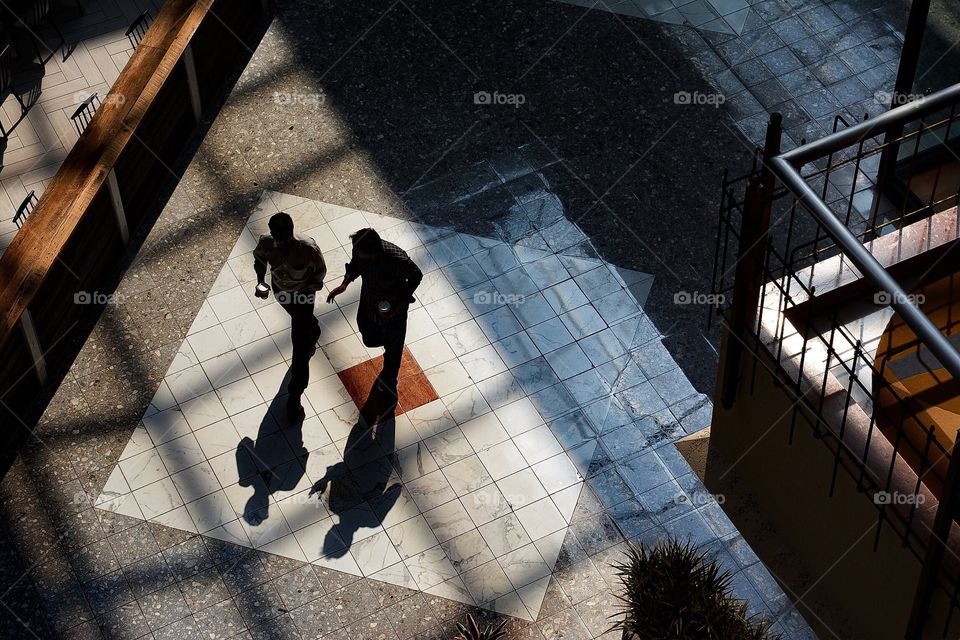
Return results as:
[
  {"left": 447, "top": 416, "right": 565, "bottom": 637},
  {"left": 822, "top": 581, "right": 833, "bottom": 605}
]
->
[{"left": 0, "top": 0, "right": 267, "bottom": 464}]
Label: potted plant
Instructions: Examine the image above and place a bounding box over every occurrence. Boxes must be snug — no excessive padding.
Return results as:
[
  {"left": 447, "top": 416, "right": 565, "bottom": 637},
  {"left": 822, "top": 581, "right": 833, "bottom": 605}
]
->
[
  {"left": 453, "top": 613, "right": 507, "bottom": 640},
  {"left": 610, "top": 539, "right": 781, "bottom": 639}
]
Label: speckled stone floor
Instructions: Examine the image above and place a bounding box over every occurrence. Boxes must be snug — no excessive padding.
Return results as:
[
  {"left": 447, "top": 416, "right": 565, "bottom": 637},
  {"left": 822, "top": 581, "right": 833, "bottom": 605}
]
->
[{"left": 0, "top": 0, "right": 835, "bottom": 638}]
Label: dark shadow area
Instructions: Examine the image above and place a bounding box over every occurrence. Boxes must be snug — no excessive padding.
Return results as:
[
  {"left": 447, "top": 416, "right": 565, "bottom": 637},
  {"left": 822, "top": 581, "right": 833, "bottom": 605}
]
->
[
  {"left": 309, "top": 382, "right": 400, "bottom": 558},
  {"left": 267, "top": 0, "right": 754, "bottom": 394},
  {"left": 236, "top": 377, "right": 308, "bottom": 527}
]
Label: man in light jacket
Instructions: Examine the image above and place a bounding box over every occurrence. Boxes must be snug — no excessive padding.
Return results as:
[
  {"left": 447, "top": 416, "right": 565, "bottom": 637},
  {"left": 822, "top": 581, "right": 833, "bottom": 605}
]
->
[{"left": 253, "top": 212, "right": 326, "bottom": 422}]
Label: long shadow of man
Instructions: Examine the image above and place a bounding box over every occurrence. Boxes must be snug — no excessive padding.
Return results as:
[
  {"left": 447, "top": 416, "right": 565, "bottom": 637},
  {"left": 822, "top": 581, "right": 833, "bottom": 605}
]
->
[
  {"left": 309, "top": 382, "right": 403, "bottom": 558},
  {"left": 235, "top": 377, "right": 309, "bottom": 529}
]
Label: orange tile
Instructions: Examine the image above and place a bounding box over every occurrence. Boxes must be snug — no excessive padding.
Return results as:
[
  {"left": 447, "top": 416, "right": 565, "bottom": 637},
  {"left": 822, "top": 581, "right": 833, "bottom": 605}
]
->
[{"left": 336, "top": 347, "right": 438, "bottom": 418}]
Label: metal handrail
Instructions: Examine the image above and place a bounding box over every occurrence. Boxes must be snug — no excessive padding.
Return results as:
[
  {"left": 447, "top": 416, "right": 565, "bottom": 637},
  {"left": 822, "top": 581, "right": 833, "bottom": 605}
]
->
[
  {"left": 771, "top": 82, "right": 960, "bottom": 383},
  {"left": 768, "top": 80, "right": 960, "bottom": 638},
  {"left": 781, "top": 81, "right": 960, "bottom": 166}
]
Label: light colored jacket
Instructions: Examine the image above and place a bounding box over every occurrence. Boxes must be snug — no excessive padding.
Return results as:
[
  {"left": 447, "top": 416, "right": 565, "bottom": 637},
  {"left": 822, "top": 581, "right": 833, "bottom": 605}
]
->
[{"left": 253, "top": 233, "right": 326, "bottom": 293}]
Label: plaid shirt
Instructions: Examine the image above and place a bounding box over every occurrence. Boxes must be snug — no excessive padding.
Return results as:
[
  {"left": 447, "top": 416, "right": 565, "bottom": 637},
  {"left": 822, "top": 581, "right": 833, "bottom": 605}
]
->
[{"left": 344, "top": 240, "right": 423, "bottom": 318}]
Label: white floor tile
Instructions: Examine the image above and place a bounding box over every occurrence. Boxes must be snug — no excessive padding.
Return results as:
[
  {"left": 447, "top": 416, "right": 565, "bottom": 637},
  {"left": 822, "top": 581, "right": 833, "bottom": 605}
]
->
[
  {"left": 532, "top": 453, "right": 582, "bottom": 494},
  {"left": 474, "top": 370, "right": 525, "bottom": 410},
  {"left": 515, "top": 497, "right": 567, "bottom": 540},
  {"left": 421, "top": 500, "right": 474, "bottom": 543},
  {"left": 424, "top": 360, "right": 473, "bottom": 396},
  {"left": 542, "top": 279, "right": 588, "bottom": 315},
  {"left": 459, "top": 344, "right": 507, "bottom": 381},
  {"left": 527, "top": 317, "right": 575, "bottom": 354},
  {"left": 458, "top": 411, "right": 510, "bottom": 452},
  {"left": 559, "top": 304, "right": 607, "bottom": 340},
  {"left": 142, "top": 407, "right": 192, "bottom": 446},
  {"left": 180, "top": 391, "right": 229, "bottom": 430},
  {"left": 386, "top": 514, "right": 440, "bottom": 559},
  {"left": 442, "top": 319, "right": 490, "bottom": 355},
  {"left": 222, "top": 310, "right": 271, "bottom": 348},
  {"left": 494, "top": 397, "right": 544, "bottom": 437},
  {"left": 441, "top": 455, "right": 494, "bottom": 497},
  {"left": 120, "top": 448, "right": 169, "bottom": 490},
  {"left": 513, "top": 425, "right": 564, "bottom": 466},
  {"left": 543, "top": 342, "right": 592, "bottom": 380},
  {"left": 133, "top": 476, "right": 184, "bottom": 519},
  {"left": 171, "top": 460, "right": 222, "bottom": 503},
  {"left": 188, "top": 324, "right": 235, "bottom": 362},
  {"left": 441, "top": 386, "right": 492, "bottom": 424},
  {"left": 426, "top": 292, "right": 473, "bottom": 331},
  {"left": 408, "top": 333, "right": 457, "bottom": 370},
  {"left": 477, "top": 440, "right": 527, "bottom": 481},
  {"left": 157, "top": 433, "right": 207, "bottom": 474},
  {"left": 216, "top": 376, "right": 265, "bottom": 416},
  {"left": 202, "top": 350, "right": 249, "bottom": 389},
  {"left": 166, "top": 364, "right": 213, "bottom": 404},
  {"left": 478, "top": 511, "right": 531, "bottom": 558},
  {"left": 492, "top": 332, "right": 541, "bottom": 368}
]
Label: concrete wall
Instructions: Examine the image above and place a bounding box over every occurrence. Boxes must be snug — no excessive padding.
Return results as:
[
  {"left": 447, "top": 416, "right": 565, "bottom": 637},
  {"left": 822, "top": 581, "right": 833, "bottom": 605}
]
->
[{"left": 707, "top": 329, "right": 960, "bottom": 639}]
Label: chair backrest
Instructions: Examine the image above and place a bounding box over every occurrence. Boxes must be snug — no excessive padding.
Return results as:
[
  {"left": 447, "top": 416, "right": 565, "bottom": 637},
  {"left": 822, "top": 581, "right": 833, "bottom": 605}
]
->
[
  {"left": 13, "top": 191, "right": 37, "bottom": 229},
  {"left": 18, "top": 0, "right": 51, "bottom": 27},
  {"left": 125, "top": 11, "right": 152, "bottom": 50},
  {"left": 70, "top": 92, "right": 100, "bottom": 135}
]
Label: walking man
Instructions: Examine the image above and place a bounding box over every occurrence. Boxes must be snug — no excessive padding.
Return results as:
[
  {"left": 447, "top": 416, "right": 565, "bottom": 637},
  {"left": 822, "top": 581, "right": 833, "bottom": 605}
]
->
[
  {"left": 326, "top": 228, "right": 422, "bottom": 411},
  {"left": 253, "top": 212, "right": 326, "bottom": 422}
]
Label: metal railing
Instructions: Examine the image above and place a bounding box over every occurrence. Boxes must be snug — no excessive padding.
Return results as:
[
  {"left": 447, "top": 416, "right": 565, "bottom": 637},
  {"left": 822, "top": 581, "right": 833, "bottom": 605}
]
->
[{"left": 712, "top": 81, "right": 960, "bottom": 638}]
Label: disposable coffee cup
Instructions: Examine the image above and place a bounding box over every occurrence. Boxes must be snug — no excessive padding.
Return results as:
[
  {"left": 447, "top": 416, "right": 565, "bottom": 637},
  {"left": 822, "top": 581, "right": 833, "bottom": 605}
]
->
[
  {"left": 378, "top": 300, "right": 391, "bottom": 314},
  {"left": 256, "top": 283, "right": 269, "bottom": 294}
]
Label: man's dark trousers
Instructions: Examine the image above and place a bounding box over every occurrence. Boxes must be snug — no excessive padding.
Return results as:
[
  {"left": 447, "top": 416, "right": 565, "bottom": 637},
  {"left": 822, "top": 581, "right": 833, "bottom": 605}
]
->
[
  {"left": 276, "top": 288, "right": 320, "bottom": 403},
  {"left": 358, "top": 311, "right": 407, "bottom": 394}
]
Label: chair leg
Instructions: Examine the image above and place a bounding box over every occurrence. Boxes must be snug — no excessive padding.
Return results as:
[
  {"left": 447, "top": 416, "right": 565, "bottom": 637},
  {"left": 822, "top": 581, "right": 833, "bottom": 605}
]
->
[
  {"left": 28, "top": 35, "right": 42, "bottom": 65},
  {"left": 48, "top": 18, "right": 68, "bottom": 61},
  {"left": 13, "top": 91, "right": 28, "bottom": 114}
]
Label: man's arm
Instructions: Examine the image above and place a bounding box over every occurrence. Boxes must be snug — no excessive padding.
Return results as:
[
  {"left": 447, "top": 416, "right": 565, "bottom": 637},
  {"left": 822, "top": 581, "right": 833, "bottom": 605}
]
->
[
  {"left": 327, "top": 256, "right": 359, "bottom": 303},
  {"left": 400, "top": 254, "right": 423, "bottom": 302},
  {"left": 253, "top": 236, "right": 271, "bottom": 285}
]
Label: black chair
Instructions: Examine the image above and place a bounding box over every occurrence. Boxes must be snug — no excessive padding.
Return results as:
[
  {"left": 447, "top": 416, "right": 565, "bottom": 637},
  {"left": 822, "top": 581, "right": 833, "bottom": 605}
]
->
[
  {"left": 13, "top": 190, "right": 37, "bottom": 229},
  {"left": 0, "top": 44, "right": 28, "bottom": 138},
  {"left": 125, "top": 10, "right": 151, "bottom": 50},
  {"left": 69, "top": 91, "right": 98, "bottom": 135},
  {"left": 7, "top": 0, "right": 68, "bottom": 64}
]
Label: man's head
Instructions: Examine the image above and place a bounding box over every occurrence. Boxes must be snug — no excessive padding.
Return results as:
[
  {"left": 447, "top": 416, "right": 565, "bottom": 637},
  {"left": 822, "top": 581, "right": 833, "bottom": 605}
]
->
[
  {"left": 351, "top": 228, "right": 384, "bottom": 260},
  {"left": 268, "top": 212, "right": 295, "bottom": 242}
]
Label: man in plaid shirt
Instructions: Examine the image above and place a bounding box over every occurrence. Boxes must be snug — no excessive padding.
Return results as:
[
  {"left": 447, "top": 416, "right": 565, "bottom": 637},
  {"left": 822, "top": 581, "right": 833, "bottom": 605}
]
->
[{"left": 327, "top": 228, "right": 423, "bottom": 412}]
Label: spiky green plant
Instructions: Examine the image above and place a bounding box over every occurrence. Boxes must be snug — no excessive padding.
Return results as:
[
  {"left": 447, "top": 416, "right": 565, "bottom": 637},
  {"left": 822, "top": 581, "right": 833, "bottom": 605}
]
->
[
  {"left": 453, "top": 613, "right": 507, "bottom": 640},
  {"left": 610, "top": 539, "right": 781, "bottom": 639}
]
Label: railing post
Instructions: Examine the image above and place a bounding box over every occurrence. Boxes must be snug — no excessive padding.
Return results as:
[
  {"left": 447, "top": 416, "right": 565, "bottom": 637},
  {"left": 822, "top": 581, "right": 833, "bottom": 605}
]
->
[
  {"left": 721, "top": 113, "right": 782, "bottom": 409},
  {"left": 906, "top": 438, "right": 960, "bottom": 639},
  {"left": 183, "top": 44, "right": 202, "bottom": 122},
  {"left": 107, "top": 169, "right": 130, "bottom": 244},
  {"left": 19, "top": 310, "right": 46, "bottom": 385},
  {"left": 874, "top": 0, "right": 931, "bottom": 224}
]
